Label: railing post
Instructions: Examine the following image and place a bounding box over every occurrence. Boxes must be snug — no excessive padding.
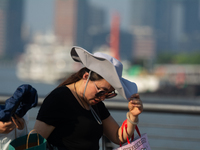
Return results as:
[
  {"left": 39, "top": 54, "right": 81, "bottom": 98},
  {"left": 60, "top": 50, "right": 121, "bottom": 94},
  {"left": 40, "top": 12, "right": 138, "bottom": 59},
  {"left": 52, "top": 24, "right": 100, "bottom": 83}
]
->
[{"left": 102, "top": 135, "right": 113, "bottom": 150}]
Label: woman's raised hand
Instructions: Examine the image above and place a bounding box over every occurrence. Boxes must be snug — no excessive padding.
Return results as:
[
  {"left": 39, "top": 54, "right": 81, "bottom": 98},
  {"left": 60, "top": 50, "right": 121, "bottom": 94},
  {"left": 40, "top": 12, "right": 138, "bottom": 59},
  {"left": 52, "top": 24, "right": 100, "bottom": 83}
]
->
[{"left": 128, "top": 93, "right": 143, "bottom": 117}]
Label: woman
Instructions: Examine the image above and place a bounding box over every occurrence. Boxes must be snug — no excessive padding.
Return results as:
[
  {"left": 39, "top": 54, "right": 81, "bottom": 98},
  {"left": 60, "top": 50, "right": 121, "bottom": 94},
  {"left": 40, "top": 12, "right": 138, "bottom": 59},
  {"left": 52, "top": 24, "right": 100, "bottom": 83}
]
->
[{"left": 34, "top": 46, "right": 143, "bottom": 150}]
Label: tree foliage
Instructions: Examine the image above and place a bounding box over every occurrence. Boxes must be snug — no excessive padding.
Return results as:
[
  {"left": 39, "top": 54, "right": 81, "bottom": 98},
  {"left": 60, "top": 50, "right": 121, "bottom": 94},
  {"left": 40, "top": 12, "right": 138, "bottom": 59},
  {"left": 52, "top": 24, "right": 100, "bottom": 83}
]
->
[{"left": 156, "top": 52, "right": 200, "bottom": 64}]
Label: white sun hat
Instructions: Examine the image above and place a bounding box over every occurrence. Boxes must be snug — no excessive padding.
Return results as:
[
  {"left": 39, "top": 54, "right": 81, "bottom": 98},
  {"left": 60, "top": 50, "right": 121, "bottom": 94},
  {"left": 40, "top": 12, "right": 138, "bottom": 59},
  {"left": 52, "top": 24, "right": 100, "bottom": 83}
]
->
[{"left": 70, "top": 46, "right": 138, "bottom": 100}]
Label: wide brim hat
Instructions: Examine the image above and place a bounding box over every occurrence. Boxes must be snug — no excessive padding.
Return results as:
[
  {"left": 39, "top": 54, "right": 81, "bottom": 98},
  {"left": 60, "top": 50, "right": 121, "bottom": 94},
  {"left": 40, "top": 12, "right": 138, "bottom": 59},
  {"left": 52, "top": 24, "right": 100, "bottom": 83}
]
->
[{"left": 71, "top": 46, "right": 137, "bottom": 100}]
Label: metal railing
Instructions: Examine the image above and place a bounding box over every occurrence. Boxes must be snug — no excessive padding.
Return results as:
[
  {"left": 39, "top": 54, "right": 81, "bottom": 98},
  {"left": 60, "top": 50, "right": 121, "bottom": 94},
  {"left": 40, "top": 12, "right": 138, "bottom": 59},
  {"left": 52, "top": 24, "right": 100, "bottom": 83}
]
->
[
  {"left": 104, "top": 97, "right": 200, "bottom": 115},
  {"left": 102, "top": 98, "right": 200, "bottom": 150},
  {"left": 1, "top": 95, "right": 200, "bottom": 115},
  {"left": 1, "top": 95, "right": 200, "bottom": 150}
]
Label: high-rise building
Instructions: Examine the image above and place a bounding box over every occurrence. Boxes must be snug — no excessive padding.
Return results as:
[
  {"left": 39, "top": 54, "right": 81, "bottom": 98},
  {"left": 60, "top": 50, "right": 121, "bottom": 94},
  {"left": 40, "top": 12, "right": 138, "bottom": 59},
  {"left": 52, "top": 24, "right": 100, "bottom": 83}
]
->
[
  {"left": 0, "top": 1, "right": 6, "bottom": 57},
  {"left": 54, "top": 0, "right": 91, "bottom": 51},
  {"left": 181, "top": 0, "right": 200, "bottom": 51},
  {"left": 0, "top": 0, "right": 25, "bottom": 59},
  {"left": 54, "top": 0, "right": 134, "bottom": 61},
  {"left": 54, "top": 0, "right": 77, "bottom": 46},
  {"left": 130, "top": 0, "right": 200, "bottom": 54},
  {"left": 54, "top": 0, "right": 106, "bottom": 52}
]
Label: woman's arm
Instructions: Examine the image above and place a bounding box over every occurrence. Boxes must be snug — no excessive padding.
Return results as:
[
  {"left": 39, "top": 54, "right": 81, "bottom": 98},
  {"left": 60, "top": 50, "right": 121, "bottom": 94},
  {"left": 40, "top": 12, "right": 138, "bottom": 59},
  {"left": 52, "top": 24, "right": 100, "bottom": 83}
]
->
[
  {"left": 34, "top": 120, "right": 55, "bottom": 139},
  {"left": 102, "top": 115, "right": 120, "bottom": 144},
  {"left": 103, "top": 93, "right": 143, "bottom": 145},
  {"left": 102, "top": 115, "right": 137, "bottom": 145}
]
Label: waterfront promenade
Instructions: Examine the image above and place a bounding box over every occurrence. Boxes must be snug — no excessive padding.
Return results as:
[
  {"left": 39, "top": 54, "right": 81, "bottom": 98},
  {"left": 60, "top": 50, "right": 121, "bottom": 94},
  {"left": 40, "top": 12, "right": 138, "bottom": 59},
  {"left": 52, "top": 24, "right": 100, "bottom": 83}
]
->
[{"left": 0, "top": 95, "right": 200, "bottom": 150}]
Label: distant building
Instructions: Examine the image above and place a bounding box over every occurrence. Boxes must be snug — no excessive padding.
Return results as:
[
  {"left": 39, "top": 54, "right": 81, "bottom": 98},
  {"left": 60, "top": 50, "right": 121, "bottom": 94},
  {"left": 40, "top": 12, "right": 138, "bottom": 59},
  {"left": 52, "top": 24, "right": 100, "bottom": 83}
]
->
[
  {"left": 16, "top": 32, "right": 77, "bottom": 84},
  {"left": 0, "top": 0, "right": 25, "bottom": 59},
  {"left": 54, "top": 0, "right": 134, "bottom": 61},
  {"left": 132, "top": 26, "right": 156, "bottom": 61},
  {"left": 54, "top": 0, "right": 105, "bottom": 52},
  {"left": 181, "top": 0, "right": 200, "bottom": 51},
  {"left": 54, "top": 0, "right": 77, "bottom": 46},
  {"left": 130, "top": 0, "right": 200, "bottom": 53}
]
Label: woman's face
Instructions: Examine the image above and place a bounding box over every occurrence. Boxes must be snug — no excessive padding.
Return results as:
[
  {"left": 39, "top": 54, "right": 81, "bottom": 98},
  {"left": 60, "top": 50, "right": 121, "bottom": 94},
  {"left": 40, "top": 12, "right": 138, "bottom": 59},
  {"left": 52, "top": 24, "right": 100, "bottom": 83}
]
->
[{"left": 84, "top": 79, "right": 115, "bottom": 105}]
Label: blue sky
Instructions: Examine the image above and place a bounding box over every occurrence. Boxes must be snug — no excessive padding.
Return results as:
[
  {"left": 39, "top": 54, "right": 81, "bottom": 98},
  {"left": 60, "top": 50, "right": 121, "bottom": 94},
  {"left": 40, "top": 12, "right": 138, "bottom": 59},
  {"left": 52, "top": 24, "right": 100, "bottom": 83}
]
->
[{"left": 24, "top": 0, "right": 131, "bottom": 33}]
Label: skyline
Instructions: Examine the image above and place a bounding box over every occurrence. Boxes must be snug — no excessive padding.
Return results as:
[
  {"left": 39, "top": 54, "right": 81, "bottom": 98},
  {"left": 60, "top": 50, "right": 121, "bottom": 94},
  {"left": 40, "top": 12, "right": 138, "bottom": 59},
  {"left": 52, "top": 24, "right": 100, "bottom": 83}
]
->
[
  {"left": 24, "top": 0, "right": 131, "bottom": 34},
  {"left": 1, "top": 0, "right": 200, "bottom": 60}
]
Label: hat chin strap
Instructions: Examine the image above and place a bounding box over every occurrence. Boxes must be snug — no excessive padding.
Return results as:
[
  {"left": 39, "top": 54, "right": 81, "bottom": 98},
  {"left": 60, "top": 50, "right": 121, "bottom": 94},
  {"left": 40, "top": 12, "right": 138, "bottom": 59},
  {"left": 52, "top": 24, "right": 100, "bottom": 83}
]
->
[{"left": 83, "top": 70, "right": 102, "bottom": 125}]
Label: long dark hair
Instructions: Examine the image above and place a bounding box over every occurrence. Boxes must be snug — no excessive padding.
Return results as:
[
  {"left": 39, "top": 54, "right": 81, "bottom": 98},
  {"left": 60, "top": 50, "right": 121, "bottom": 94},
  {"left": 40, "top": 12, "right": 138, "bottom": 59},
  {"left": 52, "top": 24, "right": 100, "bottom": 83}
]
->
[{"left": 57, "top": 67, "right": 103, "bottom": 88}]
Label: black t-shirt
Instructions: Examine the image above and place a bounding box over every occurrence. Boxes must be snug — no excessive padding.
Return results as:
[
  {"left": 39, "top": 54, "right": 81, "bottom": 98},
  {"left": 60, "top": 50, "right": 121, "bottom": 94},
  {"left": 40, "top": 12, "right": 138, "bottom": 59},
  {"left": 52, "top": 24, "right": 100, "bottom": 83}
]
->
[{"left": 36, "top": 86, "right": 110, "bottom": 150}]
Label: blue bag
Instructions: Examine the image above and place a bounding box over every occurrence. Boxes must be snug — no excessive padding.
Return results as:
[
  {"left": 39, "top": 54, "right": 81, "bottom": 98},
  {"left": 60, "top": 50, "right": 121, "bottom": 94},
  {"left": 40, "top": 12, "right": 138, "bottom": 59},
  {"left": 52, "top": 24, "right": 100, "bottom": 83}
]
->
[{"left": 0, "top": 84, "right": 38, "bottom": 122}]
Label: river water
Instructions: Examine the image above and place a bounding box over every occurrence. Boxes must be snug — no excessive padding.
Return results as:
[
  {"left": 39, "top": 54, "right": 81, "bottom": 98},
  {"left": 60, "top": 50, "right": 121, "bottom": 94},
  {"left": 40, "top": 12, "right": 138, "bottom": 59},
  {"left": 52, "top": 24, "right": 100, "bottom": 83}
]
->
[{"left": 0, "top": 66, "right": 200, "bottom": 150}]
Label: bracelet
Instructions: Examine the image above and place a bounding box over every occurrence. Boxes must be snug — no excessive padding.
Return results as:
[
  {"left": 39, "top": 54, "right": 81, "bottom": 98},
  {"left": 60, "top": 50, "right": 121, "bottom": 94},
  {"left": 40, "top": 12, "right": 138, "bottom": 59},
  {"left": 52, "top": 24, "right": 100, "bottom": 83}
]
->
[{"left": 126, "top": 112, "right": 139, "bottom": 125}]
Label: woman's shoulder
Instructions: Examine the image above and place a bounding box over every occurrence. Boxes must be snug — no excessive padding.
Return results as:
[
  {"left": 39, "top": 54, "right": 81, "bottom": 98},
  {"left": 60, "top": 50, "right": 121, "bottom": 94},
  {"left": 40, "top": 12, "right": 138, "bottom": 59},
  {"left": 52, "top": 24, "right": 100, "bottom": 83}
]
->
[
  {"left": 44, "top": 86, "right": 72, "bottom": 102},
  {"left": 41, "top": 86, "right": 74, "bottom": 109},
  {"left": 47, "top": 86, "right": 71, "bottom": 96},
  {"left": 52, "top": 85, "right": 70, "bottom": 92}
]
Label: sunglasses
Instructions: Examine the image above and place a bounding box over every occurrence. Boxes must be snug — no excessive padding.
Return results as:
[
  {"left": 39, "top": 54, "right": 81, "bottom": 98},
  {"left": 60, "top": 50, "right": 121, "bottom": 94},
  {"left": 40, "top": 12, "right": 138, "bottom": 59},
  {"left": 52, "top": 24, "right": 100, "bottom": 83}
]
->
[{"left": 92, "top": 81, "right": 117, "bottom": 99}]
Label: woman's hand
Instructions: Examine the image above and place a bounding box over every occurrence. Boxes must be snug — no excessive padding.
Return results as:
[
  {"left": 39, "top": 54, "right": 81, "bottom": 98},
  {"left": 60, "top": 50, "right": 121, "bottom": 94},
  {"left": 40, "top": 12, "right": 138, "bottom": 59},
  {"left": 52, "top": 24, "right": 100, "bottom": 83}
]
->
[
  {"left": 0, "top": 115, "right": 25, "bottom": 134},
  {"left": 11, "top": 114, "right": 25, "bottom": 130},
  {"left": 0, "top": 121, "right": 15, "bottom": 134},
  {"left": 128, "top": 93, "right": 143, "bottom": 117}
]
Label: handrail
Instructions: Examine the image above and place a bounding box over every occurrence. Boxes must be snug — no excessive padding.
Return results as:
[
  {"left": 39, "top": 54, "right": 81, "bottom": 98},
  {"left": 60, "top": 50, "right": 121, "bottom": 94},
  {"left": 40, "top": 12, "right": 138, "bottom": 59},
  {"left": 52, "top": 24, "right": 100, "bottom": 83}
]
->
[
  {"left": 104, "top": 100, "right": 200, "bottom": 115},
  {"left": 1, "top": 95, "right": 200, "bottom": 150},
  {"left": 1, "top": 95, "right": 200, "bottom": 114}
]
